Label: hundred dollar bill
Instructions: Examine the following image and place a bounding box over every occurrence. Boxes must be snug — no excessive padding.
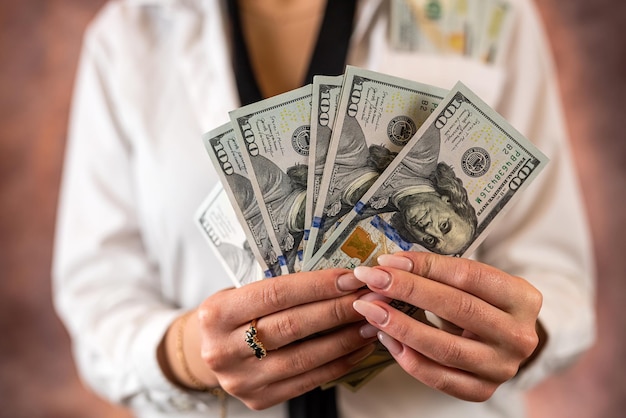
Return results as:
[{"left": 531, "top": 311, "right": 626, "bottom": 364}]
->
[
  {"left": 326, "top": 353, "right": 395, "bottom": 391},
  {"left": 201, "top": 123, "right": 284, "bottom": 278},
  {"left": 445, "top": 0, "right": 478, "bottom": 56},
  {"left": 304, "top": 66, "right": 446, "bottom": 269},
  {"left": 230, "top": 85, "right": 313, "bottom": 273},
  {"left": 308, "top": 81, "right": 549, "bottom": 389},
  {"left": 302, "top": 75, "right": 343, "bottom": 265},
  {"left": 473, "top": 0, "right": 515, "bottom": 64},
  {"left": 307, "top": 80, "right": 549, "bottom": 270},
  {"left": 195, "top": 183, "right": 264, "bottom": 287},
  {"left": 390, "top": 0, "right": 515, "bottom": 62},
  {"left": 390, "top": 0, "right": 420, "bottom": 51},
  {"left": 390, "top": 0, "right": 447, "bottom": 53},
  {"left": 390, "top": 0, "right": 475, "bottom": 56}
]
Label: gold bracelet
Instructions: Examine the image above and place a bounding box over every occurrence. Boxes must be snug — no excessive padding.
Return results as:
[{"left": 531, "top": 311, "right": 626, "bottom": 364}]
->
[{"left": 177, "top": 311, "right": 228, "bottom": 418}]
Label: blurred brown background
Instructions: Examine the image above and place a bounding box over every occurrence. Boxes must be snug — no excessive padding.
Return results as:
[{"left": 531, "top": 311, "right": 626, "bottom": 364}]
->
[{"left": 0, "top": 1, "right": 625, "bottom": 417}]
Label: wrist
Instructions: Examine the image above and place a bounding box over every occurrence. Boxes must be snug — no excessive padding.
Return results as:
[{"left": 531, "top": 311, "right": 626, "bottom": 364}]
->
[
  {"left": 158, "top": 311, "right": 228, "bottom": 417},
  {"left": 159, "top": 310, "right": 219, "bottom": 391}
]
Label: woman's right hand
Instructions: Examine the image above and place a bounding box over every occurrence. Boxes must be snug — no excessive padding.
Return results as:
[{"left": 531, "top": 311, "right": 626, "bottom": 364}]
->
[{"left": 175, "top": 268, "right": 377, "bottom": 410}]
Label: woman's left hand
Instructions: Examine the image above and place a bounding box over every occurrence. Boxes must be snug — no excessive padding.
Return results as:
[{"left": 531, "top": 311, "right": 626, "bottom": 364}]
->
[{"left": 352, "top": 251, "right": 543, "bottom": 402}]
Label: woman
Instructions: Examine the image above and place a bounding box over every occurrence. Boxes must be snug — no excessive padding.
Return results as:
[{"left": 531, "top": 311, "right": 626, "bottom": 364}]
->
[{"left": 53, "top": 0, "right": 595, "bottom": 417}]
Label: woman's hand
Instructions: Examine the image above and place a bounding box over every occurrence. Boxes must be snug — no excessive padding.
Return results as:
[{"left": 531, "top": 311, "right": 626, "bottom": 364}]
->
[
  {"left": 352, "top": 252, "right": 543, "bottom": 402},
  {"left": 171, "top": 268, "right": 377, "bottom": 410}
]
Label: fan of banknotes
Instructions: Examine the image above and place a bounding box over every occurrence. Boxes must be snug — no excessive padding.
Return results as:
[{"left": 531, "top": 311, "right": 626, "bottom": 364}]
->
[{"left": 196, "top": 66, "right": 548, "bottom": 390}]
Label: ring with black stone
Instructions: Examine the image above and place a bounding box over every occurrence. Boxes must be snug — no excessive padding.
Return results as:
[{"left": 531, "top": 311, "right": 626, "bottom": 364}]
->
[{"left": 245, "top": 319, "right": 267, "bottom": 360}]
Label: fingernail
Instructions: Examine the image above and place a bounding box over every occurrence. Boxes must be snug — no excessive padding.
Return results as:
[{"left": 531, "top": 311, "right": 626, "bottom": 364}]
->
[
  {"left": 353, "top": 300, "right": 388, "bottom": 325},
  {"left": 348, "top": 344, "right": 376, "bottom": 365},
  {"left": 377, "top": 254, "right": 413, "bottom": 272},
  {"left": 378, "top": 331, "right": 403, "bottom": 355},
  {"left": 358, "top": 292, "right": 391, "bottom": 303},
  {"left": 337, "top": 272, "right": 362, "bottom": 291},
  {"left": 359, "top": 323, "right": 379, "bottom": 339},
  {"left": 354, "top": 266, "right": 391, "bottom": 289}
]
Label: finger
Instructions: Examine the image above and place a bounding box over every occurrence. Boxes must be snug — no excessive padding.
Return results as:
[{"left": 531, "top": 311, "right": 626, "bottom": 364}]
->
[
  {"left": 253, "top": 343, "right": 377, "bottom": 410},
  {"left": 354, "top": 265, "right": 513, "bottom": 341},
  {"left": 199, "top": 268, "right": 363, "bottom": 328},
  {"left": 378, "top": 252, "right": 542, "bottom": 316},
  {"left": 376, "top": 331, "right": 500, "bottom": 402},
  {"left": 255, "top": 322, "right": 376, "bottom": 385},
  {"left": 222, "top": 322, "right": 377, "bottom": 397},
  {"left": 201, "top": 289, "right": 370, "bottom": 370},
  {"left": 354, "top": 300, "right": 519, "bottom": 383},
  {"left": 237, "top": 289, "right": 370, "bottom": 351}
]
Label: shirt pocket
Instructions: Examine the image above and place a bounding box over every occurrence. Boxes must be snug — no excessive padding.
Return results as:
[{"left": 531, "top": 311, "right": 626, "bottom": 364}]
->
[{"left": 376, "top": 50, "right": 506, "bottom": 109}]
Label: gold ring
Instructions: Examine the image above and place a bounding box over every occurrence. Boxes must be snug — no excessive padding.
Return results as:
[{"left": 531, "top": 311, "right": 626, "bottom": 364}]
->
[{"left": 245, "top": 319, "right": 267, "bottom": 360}]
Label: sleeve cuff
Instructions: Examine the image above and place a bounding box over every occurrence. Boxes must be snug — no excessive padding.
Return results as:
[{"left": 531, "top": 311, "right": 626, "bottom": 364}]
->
[{"left": 131, "top": 308, "right": 184, "bottom": 393}]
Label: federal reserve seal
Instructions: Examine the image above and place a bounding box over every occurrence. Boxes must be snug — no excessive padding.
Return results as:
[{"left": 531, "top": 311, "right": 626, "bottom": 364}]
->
[
  {"left": 291, "top": 125, "right": 310, "bottom": 156},
  {"left": 461, "top": 147, "right": 491, "bottom": 177},
  {"left": 387, "top": 116, "right": 417, "bottom": 146}
]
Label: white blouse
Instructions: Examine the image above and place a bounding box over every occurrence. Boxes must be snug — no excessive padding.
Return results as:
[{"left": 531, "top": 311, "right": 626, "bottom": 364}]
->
[{"left": 53, "top": 0, "right": 595, "bottom": 417}]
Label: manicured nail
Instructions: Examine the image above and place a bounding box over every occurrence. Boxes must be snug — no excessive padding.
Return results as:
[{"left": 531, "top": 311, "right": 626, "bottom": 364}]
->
[
  {"left": 337, "top": 272, "right": 362, "bottom": 291},
  {"left": 348, "top": 344, "right": 376, "bottom": 365},
  {"left": 377, "top": 254, "right": 413, "bottom": 272},
  {"left": 359, "top": 323, "right": 379, "bottom": 339},
  {"left": 354, "top": 266, "right": 391, "bottom": 289},
  {"left": 378, "top": 331, "right": 403, "bottom": 355},
  {"left": 353, "top": 300, "right": 389, "bottom": 325},
  {"left": 358, "top": 292, "right": 390, "bottom": 303}
]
